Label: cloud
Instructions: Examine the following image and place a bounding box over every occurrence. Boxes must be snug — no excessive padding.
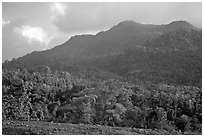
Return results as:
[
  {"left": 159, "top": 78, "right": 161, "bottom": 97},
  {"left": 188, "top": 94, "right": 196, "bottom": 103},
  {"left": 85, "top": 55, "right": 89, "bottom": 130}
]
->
[
  {"left": 2, "top": 18, "right": 10, "bottom": 26},
  {"left": 2, "top": 2, "right": 202, "bottom": 62},
  {"left": 14, "top": 25, "right": 51, "bottom": 46},
  {"left": 47, "top": 35, "right": 68, "bottom": 49},
  {"left": 51, "top": 3, "right": 202, "bottom": 34},
  {"left": 50, "top": 2, "right": 67, "bottom": 20},
  {"left": 52, "top": 3, "right": 108, "bottom": 33},
  {"left": 2, "top": 19, "right": 51, "bottom": 61},
  {"left": 2, "top": 19, "right": 27, "bottom": 61}
]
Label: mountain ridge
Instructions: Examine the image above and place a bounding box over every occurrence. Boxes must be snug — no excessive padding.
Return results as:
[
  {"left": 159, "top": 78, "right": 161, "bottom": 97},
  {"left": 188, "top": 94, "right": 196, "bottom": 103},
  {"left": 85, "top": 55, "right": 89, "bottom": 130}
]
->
[
  {"left": 3, "top": 20, "right": 201, "bottom": 75},
  {"left": 53, "top": 20, "right": 199, "bottom": 49}
]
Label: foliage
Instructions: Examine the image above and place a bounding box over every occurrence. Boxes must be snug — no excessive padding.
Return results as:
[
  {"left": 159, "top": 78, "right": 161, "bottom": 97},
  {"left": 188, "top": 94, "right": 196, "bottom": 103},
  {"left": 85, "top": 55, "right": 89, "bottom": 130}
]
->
[{"left": 2, "top": 68, "right": 202, "bottom": 134}]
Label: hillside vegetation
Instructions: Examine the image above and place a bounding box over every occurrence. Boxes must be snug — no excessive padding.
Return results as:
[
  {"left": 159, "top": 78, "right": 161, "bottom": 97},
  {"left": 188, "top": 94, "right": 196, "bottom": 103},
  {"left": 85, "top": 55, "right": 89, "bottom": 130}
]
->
[
  {"left": 2, "top": 20, "right": 202, "bottom": 134},
  {"left": 3, "top": 21, "right": 202, "bottom": 88},
  {"left": 2, "top": 68, "right": 202, "bottom": 134}
]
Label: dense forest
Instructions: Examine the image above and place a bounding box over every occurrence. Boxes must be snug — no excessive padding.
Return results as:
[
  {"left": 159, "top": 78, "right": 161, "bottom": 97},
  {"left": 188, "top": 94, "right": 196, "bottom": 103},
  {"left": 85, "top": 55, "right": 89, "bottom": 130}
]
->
[
  {"left": 84, "top": 48, "right": 202, "bottom": 88},
  {"left": 2, "top": 20, "right": 202, "bottom": 134},
  {"left": 2, "top": 68, "right": 202, "bottom": 134}
]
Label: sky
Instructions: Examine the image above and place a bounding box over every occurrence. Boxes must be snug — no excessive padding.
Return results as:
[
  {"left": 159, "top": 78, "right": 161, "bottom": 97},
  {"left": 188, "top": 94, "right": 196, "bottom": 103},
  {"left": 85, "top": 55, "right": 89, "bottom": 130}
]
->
[{"left": 2, "top": 2, "right": 202, "bottom": 62}]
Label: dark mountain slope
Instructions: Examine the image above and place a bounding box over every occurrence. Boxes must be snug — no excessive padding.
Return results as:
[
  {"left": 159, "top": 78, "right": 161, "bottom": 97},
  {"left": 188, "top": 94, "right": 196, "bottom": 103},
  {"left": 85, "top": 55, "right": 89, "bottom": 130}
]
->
[
  {"left": 3, "top": 20, "right": 198, "bottom": 69},
  {"left": 78, "top": 28, "right": 202, "bottom": 87},
  {"left": 144, "top": 28, "right": 202, "bottom": 52},
  {"left": 3, "top": 20, "right": 201, "bottom": 87},
  {"left": 85, "top": 49, "right": 201, "bottom": 87}
]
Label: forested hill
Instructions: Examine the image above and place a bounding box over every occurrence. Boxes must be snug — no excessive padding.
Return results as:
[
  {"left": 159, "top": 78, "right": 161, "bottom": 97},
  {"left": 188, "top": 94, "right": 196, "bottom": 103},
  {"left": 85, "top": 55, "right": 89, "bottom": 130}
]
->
[
  {"left": 3, "top": 20, "right": 200, "bottom": 67},
  {"left": 80, "top": 28, "right": 202, "bottom": 87},
  {"left": 3, "top": 20, "right": 202, "bottom": 87},
  {"left": 2, "top": 20, "right": 202, "bottom": 135}
]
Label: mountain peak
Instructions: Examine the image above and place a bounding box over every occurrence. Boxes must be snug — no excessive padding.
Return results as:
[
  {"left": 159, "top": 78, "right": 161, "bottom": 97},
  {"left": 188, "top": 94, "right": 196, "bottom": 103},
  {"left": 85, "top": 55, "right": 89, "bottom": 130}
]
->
[
  {"left": 168, "top": 20, "right": 191, "bottom": 26},
  {"left": 167, "top": 20, "right": 198, "bottom": 30},
  {"left": 110, "top": 20, "right": 145, "bottom": 31},
  {"left": 4, "top": 20, "right": 201, "bottom": 70},
  {"left": 117, "top": 20, "right": 143, "bottom": 27},
  {"left": 118, "top": 20, "right": 137, "bottom": 25}
]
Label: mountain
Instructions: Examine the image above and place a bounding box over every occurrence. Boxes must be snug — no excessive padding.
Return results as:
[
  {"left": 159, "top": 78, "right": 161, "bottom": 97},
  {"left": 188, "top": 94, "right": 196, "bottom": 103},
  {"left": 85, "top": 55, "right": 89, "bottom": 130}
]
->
[
  {"left": 84, "top": 48, "right": 201, "bottom": 87},
  {"left": 166, "top": 21, "right": 199, "bottom": 31},
  {"left": 79, "top": 26, "right": 201, "bottom": 86},
  {"left": 3, "top": 20, "right": 202, "bottom": 87},
  {"left": 3, "top": 20, "right": 198, "bottom": 67}
]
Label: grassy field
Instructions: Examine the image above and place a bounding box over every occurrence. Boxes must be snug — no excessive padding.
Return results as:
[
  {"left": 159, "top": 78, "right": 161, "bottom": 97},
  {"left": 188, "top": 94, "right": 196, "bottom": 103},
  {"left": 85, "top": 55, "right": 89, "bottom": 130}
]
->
[{"left": 3, "top": 120, "right": 199, "bottom": 135}]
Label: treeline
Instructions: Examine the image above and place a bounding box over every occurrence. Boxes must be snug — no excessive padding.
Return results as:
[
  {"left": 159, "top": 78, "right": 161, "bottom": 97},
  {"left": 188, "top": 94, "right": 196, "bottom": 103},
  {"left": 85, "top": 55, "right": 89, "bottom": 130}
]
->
[{"left": 2, "top": 68, "right": 202, "bottom": 133}]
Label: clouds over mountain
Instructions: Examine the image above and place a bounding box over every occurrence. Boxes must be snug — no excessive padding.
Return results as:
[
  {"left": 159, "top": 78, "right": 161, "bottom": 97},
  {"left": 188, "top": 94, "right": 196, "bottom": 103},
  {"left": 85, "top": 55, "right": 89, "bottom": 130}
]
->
[
  {"left": 2, "top": 2, "right": 202, "bottom": 62},
  {"left": 2, "top": 18, "right": 52, "bottom": 61},
  {"left": 51, "top": 2, "right": 202, "bottom": 33},
  {"left": 14, "top": 25, "right": 51, "bottom": 47}
]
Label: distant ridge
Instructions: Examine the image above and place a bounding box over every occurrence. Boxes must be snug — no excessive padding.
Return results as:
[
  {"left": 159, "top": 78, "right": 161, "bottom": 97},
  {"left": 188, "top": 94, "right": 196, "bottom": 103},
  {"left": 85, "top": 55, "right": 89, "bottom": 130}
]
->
[{"left": 3, "top": 20, "right": 200, "bottom": 69}]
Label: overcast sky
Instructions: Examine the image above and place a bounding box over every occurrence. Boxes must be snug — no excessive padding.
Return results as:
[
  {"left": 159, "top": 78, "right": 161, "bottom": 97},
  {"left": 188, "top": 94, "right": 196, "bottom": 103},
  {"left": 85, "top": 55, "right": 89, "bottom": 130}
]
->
[{"left": 2, "top": 2, "right": 202, "bottom": 61}]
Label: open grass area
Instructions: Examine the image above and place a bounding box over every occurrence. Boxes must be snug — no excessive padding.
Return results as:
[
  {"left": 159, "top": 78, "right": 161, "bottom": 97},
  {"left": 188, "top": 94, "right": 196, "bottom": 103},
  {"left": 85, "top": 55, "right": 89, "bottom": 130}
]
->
[{"left": 3, "top": 120, "right": 201, "bottom": 135}]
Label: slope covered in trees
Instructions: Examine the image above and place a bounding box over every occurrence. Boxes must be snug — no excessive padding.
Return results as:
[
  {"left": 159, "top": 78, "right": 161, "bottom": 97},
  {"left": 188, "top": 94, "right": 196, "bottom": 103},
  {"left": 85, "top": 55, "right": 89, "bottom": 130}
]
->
[
  {"left": 2, "top": 20, "right": 202, "bottom": 134},
  {"left": 85, "top": 48, "right": 201, "bottom": 87},
  {"left": 3, "top": 20, "right": 199, "bottom": 68},
  {"left": 3, "top": 20, "right": 201, "bottom": 87},
  {"left": 2, "top": 68, "right": 202, "bottom": 134}
]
